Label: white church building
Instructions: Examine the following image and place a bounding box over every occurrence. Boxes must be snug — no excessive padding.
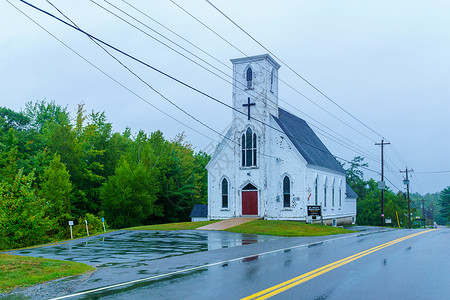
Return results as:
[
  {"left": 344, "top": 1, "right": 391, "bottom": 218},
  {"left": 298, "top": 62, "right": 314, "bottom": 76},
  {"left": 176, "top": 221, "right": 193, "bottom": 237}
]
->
[{"left": 206, "top": 54, "right": 357, "bottom": 226}]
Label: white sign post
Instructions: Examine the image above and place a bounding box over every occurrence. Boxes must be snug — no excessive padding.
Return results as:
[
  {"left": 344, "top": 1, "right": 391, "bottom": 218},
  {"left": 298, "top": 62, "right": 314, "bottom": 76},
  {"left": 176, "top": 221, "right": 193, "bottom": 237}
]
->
[
  {"left": 85, "top": 219, "right": 89, "bottom": 236},
  {"left": 68, "top": 221, "right": 74, "bottom": 239},
  {"left": 102, "top": 217, "right": 106, "bottom": 233}
]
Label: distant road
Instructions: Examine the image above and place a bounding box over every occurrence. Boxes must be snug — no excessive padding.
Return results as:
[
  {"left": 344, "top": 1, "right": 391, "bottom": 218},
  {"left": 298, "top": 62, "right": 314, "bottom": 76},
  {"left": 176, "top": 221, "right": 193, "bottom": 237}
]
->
[{"left": 49, "top": 227, "right": 449, "bottom": 299}]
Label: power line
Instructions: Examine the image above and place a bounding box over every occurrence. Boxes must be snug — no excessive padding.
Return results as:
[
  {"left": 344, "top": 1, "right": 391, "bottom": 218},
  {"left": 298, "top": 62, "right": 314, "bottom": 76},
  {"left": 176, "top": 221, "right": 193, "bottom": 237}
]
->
[
  {"left": 119, "top": 0, "right": 230, "bottom": 71},
  {"left": 414, "top": 170, "right": 450, "bottom": 174},
  {"left": 170, "top": 0, "right": 378, "bottom": 144},
  {"left": 384, "top": 176, "right": 403, "bottom": 192},
  {"left": 16, "top": 0, "right": 381, "bottom": 172},
  {"left": 204, "top": 0, "right": 385, "bottom": 140},
  {"left": 94, "top": 0, "right": 380, "bottom": 163},
  {"left": 7, "top": 0, "right": 221, "bottom": 146},
  {"left": 389, "top": 143, "right": 410, "bottom": 170},
  {"left": 44, "top": 0, "right": 232, "bottom": 146},
  {"left": 99, "top": 0, "right": 382, "bottom": 160},
  {"left": 9, "top": 0, "right": 280, "bottom": 164}
]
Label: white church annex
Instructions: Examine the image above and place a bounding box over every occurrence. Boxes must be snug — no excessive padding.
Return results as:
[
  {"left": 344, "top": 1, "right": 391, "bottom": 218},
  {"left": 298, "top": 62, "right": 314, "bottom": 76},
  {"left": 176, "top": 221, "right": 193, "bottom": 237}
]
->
[{"left": 206, "top": 54, "right": 357, "bottom": 226}]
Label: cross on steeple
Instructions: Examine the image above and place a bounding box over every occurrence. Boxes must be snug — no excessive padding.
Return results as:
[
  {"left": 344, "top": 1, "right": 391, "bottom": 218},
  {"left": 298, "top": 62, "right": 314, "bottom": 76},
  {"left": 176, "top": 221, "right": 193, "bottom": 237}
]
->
[{"left": 243, "top": 97, "right": 256, "bottom": 120}]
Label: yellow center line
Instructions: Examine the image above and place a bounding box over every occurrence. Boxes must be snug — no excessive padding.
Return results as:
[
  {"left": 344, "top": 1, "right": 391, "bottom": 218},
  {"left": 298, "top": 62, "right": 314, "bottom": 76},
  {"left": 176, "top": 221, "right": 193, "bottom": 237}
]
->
[{"left": 242, "top": 229, "right": 435, "bottom": 300}]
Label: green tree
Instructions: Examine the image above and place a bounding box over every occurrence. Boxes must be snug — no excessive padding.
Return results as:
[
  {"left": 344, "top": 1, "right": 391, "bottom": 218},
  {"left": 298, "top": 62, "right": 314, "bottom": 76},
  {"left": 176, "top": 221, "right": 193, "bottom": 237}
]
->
[
  {"left": 439, "top": 186, "right": 450, "bottom": 223},
  {"left": 0, "top": 170, "right": 56, "bottom": 250},
  {"left": 0, "top": 137, "right": 19, "bottom": 183},
  {"left": 101, "top": 157, "right": 161, "bottom": 228},
  {"left": 356, "top": 179, "right": 381, "bottom": 226},
  {"left": 153, "top": 133, "right": 208, "bottom": 223},
  {"left": 344, "top": 156, "right": 369, "bottom": 200},
  {"left": 40, "top": 154, "right": 72, "bottom": 232},
  {"left": 0, "top": 107, "right": 30, "bottom": 131},
  {"left": 193, "top": 151, "right": 210, "bottom": 204}
]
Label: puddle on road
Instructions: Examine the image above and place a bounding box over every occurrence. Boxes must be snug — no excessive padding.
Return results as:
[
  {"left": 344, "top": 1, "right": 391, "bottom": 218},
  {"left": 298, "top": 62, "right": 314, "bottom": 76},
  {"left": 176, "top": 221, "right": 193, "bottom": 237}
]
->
[{"left": 9, "top": 230, "right": 282, "bottom": 269}]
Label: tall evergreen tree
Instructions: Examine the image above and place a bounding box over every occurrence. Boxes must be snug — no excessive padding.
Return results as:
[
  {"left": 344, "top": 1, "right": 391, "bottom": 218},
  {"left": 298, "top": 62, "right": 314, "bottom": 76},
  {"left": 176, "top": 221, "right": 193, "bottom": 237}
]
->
[{"left": 439, "top": 186, "right": 450, "bottom": 223}]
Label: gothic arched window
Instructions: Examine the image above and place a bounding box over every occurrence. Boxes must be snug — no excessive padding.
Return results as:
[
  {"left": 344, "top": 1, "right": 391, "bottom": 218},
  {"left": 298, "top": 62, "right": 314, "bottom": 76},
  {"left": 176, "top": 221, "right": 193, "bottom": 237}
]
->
[
  {"left": 246, "top": 67, "right": 253, "bottom": 89},
  {"left": 332, "top": 179, "right": 335, "bottom": 207},
  {"left": 324, "top": 178, "right": 328, "bottom": 207},
  {"left": 241, "top": 127, "right": 257, "bottom": 167},
  {"left": 270, "top": 68, "right": 274, "bottom": 92},
  {"left": 314, "top": 176, "right": 318, "bottom": 205},
  {"left": 283, "top": 176, "right": 291, "bottom": 208},
  {"left": 222, "top": 178, "right": 228, "bottom": 208}
]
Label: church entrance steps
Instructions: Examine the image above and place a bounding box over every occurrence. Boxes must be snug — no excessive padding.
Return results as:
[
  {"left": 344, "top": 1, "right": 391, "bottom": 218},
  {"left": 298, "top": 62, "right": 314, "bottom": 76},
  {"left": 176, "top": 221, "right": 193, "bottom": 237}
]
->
[{"left": 196, "top": 217, "right": 260, "bottom": 231}]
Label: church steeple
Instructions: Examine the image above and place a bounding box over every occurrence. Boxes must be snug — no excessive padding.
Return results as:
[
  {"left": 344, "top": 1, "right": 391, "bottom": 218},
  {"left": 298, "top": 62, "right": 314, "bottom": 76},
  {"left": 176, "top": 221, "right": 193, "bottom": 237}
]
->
[{"left": 230, "top": 54, "right": 281, "bottom": 124}]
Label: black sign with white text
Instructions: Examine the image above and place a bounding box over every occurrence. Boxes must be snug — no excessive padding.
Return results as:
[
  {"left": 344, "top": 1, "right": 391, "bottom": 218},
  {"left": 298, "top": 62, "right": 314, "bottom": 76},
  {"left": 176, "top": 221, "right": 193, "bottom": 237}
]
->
[{"left": 307, "top": 205, "right": 322, "bottom": 216}]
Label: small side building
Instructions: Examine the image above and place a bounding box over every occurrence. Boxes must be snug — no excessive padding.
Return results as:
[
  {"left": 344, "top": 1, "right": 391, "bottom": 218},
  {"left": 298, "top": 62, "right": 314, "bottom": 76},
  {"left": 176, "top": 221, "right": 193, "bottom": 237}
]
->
[{"left": 190, "top": 204, "right": 208, "bottom": 222}]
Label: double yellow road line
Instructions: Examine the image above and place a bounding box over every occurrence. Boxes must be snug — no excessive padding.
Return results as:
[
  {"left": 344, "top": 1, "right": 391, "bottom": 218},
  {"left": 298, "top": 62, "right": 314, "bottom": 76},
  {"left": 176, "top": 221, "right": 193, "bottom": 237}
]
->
[{"left": 242, "top": 229, "right": 435, "bottom": 300}]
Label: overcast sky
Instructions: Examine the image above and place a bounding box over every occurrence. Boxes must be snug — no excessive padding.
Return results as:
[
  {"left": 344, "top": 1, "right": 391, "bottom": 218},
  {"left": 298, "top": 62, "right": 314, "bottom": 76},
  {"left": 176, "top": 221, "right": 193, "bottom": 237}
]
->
[{"left": 1, "top": 0, "right": 449, "bottom": 194}]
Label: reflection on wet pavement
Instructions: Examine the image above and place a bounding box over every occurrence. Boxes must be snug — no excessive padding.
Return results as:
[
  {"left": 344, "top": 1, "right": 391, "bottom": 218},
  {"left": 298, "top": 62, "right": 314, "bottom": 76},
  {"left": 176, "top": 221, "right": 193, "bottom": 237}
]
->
[{"left": 10, "top": 230, "right": 282, "bottom": 269}]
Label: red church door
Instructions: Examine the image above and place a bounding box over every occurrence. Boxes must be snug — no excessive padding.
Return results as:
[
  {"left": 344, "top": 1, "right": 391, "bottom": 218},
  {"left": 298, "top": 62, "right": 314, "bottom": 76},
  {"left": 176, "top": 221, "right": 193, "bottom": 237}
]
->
[{"left": 242, "top": 191, "right": 258, "bottom": 215}]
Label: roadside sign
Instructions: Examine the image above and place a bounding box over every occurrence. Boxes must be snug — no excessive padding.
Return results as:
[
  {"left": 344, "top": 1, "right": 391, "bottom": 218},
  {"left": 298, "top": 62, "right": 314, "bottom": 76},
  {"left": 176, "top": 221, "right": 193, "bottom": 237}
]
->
[
  {"left": 378, "top": 181, "right": 386, "bottom": 190},
  {"left": 68, "top": 221, "right": 74, "bottom": 239},
  {"left": 85, "top": 219, "right": 89, "bottom": 236},
  {"left": 102, "top": 217, "right": 106, "bottom": 233},
  {"left": 307, "top": 205, "right": 322, "bottom": 216},
  {"left": 386, "top": 218, "right": 392, "bottom": 224}
]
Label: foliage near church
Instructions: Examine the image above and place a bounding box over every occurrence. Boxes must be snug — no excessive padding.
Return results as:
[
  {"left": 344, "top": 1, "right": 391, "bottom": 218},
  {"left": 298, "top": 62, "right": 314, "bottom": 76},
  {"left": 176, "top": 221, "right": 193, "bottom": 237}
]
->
[
  {"left": 0, "top": 101, "right": 209, "bottom": 250},
  {"left": 343, "top": 156, "right": 447, "bottom": 227},
  {"left": 439, "top": 186, "right": 450, "bottom": 224}
]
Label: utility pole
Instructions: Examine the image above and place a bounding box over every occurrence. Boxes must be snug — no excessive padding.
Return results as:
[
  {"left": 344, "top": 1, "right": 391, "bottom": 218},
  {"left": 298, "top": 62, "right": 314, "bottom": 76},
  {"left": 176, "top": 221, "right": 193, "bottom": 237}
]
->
[
  {"left": 375, "top": 139, "right": 390, "bottom": 226},
  {"left": 430, "top": 202, "right": 435, "bottom": 226},
  {"left": 400, "top": 167, "right": 413, "bottom": 229},
  {"left": 421, "top": 198, "right": 426, "bottom": 228}
]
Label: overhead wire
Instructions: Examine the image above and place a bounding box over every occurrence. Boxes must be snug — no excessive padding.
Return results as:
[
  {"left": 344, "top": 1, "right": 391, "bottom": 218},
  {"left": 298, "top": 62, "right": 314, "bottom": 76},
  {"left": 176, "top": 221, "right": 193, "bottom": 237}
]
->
[
  {"left": 5, "top": 0, "right": 220, "bottom": 146},
  {"left": 14, "top": 0, "right": 282, "bottom": 163},
  {"left": 92, "top": 0, "right": 281, "bottom": 114},
  {"left": 384, "top": 176, "right": 403, "bottom": 192},
  {"left": 95, "top": 0, "right": 380, "bottom": 163},
  {"left": 414, "top": 170, "right": 450, "bottom": 174},
  {"left": 15, "top": 0, "right": 383, "bottom": 170},
  {"left": 389, "top": 143, "right": 411, "bottom": 170},
  {"left": 169, "top": 0, "right": 379, "bottom": 144},
  {"left": 48, "top": 0, "right": 233, "bottom": 146},
  {"left": 204, "top": 0, "right": 385, "bottom": 141},
  {"left": 180, "top": 0, "right": 423, "bottom": 192}
]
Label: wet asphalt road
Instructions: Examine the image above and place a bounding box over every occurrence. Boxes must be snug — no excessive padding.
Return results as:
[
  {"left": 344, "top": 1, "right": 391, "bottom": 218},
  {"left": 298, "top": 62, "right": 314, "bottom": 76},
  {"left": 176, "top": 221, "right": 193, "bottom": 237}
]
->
[{"left": 5, "top": 227, "right": 449, "bottom": 299}]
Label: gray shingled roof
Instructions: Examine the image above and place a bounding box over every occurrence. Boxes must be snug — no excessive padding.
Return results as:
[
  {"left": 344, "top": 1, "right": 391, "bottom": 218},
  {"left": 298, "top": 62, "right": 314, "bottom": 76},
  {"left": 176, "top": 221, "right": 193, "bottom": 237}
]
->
[
  {"left": 346, "top": 183, "right": 358, "bottom": 199},
  {"left": 273, "top": 108, "right": 345, "bottom": 174},
  {"left": 189, "top": 204, "right": 208, "bottom": 218}
]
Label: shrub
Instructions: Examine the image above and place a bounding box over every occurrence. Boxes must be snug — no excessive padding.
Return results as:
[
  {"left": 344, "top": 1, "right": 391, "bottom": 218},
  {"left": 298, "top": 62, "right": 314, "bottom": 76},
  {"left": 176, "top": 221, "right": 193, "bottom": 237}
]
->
[
  {"left": 72, "top": 213, "right": 106, "bottom": 238},
  {"left": 0, "top": 170, "right": 57, "bottom": 250}
]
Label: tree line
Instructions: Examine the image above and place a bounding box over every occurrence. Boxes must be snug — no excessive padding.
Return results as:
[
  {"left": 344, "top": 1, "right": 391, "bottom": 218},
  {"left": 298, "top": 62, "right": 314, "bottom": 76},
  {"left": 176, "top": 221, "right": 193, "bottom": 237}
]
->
[
  {"left": 2, "top": 101, "right": 448, "bottom": 250},
  {"left": 0, "top": 101, "right": 209, "bottom": 250},
  {"left": 344, "top": 156, "right": 449, "bottom": 227}
]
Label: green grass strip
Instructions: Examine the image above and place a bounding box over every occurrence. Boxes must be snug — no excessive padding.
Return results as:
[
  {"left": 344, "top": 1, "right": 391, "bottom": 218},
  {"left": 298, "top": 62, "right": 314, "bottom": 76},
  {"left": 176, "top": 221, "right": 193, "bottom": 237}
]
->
[
  {"left": 226, "top": 220, "right": 354, "bottom": 236},
  {"left": 125, "top": 220, "right": 219, "bottom": 231},
  {"left": 0, "top": 254, "right": 95, "bottom": 294}
]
